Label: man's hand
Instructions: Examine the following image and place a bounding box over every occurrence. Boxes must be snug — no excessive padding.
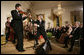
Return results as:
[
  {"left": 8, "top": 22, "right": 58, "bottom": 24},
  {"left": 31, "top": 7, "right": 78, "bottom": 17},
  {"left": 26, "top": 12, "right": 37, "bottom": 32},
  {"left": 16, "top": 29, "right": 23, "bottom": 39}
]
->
[
  {"left": 34, "top": 23, "right": 38, "bottom": 26},
  {"left": 22, "top": 14, "right": 27, "bottom": 18},
  {"left": 34, "top": 23, "right": 40, "bottom": 27},
  {"left": 69, "top": 35, "right": 73, "bottom": 38}
]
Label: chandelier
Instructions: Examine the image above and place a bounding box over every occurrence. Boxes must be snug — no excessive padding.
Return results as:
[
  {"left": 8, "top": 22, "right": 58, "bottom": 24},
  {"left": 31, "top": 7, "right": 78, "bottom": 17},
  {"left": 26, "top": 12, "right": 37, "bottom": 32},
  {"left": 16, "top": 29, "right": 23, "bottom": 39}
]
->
[
  {"left": 57, "top": 3, "right": 63, "bottom": 15},
  {"left": 54, "top": 2, "right": 63, "bottom": 16}
]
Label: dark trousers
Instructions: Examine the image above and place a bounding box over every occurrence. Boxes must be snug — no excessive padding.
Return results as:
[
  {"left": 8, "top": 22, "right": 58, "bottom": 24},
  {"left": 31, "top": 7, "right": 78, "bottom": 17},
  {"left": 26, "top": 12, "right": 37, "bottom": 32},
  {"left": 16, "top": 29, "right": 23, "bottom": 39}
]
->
[
  {"left": 13, "top": 27, "right": 24, "bottom": 51},
  {"left": 6, "top": 32, "right": 10, "bottom": 41},
  {"left": 35, "top": 31, "right": 48, "bottom": 43},
  {"left": 34, "top": 31, "right": 52, "bottom": 49},
  {"left": 64, "top": 36, "right": 75, "bottom": 49},
  {"left": 12, "top": 33, "right": 16, "bottom": 43}
]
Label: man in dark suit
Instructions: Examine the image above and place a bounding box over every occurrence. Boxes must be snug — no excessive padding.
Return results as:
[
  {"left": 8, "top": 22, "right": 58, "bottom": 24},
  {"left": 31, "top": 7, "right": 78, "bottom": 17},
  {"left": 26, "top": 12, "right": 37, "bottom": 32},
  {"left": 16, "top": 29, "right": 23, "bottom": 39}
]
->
[
  {"left": 11, "top": 3, "right": 27, "bottom": 52},
  {"left": 33, "top": 15, "right": 52, "bottom": 50},
  {"left": 52, "top": 27, "right": 56, "bottom": 36},
  {"left": 63, "top": 21, "right": 81, "bottom": 52},
  {"left": 5, "top": 17, "right": 11, "bottom": 43},
  {"left": 56, "top": 27, "right": 62, "bottom": 39}
]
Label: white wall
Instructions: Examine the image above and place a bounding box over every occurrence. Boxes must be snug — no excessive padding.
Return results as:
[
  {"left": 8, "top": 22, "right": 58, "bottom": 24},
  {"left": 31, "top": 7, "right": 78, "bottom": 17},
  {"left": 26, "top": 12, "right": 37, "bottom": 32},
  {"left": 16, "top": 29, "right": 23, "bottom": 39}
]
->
[
  {"left": 1, "top": 1, "right": 31, "bottom": 35},
  {"left": 62, "top": 6, "right": 83, "bottom": 25}
]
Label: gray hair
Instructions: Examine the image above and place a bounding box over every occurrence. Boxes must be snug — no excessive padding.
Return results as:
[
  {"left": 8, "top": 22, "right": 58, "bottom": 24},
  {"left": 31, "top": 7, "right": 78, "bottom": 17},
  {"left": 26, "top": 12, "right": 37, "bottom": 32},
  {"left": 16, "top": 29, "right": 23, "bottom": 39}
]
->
[
  {"left": 76, "top": 21, "right": 80, "bottom": 25},
  {"left": 38, "top": 15, "right": 43, "bottom": 19}
]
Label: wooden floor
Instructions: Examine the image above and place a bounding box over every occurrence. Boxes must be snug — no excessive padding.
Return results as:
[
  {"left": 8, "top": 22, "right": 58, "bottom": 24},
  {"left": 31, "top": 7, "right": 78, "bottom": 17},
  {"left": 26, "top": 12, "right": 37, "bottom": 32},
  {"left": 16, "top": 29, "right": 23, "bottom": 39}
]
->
[{"left": 1, "top": 36, "right": 80, "bottom": 54}]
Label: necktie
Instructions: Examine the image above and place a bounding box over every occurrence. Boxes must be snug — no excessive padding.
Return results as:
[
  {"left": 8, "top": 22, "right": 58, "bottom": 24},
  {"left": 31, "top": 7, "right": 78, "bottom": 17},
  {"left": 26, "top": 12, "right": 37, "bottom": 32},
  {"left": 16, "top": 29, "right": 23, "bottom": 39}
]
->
[{"left": 72, "top": 28, "right": 77, "bottom": 34}]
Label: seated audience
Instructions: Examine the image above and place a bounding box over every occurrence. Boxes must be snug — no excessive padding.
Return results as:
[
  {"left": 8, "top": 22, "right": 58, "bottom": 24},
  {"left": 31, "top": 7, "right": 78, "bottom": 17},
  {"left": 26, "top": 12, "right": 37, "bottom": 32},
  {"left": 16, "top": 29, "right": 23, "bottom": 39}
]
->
[
  {"left": 52, "top": 27, "right": 56, "bottom": 36},
  {"left": 58, "top": 24, "right": 72, "bottom": 43},
  {"left": 55, "top": 27, "right": 62, "bottom": 39},
  {"left": 63, "top": 21, "right": 81, "bottom": 52}
]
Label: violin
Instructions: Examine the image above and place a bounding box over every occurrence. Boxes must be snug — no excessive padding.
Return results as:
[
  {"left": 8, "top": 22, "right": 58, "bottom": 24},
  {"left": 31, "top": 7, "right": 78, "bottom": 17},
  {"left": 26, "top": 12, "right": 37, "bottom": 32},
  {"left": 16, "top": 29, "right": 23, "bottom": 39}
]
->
[
  {"left": 19, "top": 10, "right": 30, "bottom": 18},
  {"left": 19, "top": 10, "right": 28, "bottom": 15}
]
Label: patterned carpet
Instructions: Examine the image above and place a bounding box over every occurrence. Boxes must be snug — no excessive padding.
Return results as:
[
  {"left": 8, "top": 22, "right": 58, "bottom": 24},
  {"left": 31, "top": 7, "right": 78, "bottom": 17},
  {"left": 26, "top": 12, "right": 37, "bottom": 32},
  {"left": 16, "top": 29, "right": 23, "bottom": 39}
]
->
[{"left": 1, "top": 36, "right": 80, "bottom": 54}]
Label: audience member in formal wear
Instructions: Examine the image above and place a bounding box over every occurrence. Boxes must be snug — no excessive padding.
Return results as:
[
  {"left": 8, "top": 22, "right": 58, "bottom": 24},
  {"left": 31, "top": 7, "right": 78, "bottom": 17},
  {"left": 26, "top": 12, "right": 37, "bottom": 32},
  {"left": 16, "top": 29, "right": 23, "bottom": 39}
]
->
[
  {"left": 58, "top": 25, "right": 71, "bottom": 44},
  {"left": 53, "top": 27, "right": 57, "bottom": 36},
  {"left": 5, "top": 17, "right": 11, "bottom": 43},
  {"left": 66, "top": 24, "right": 73, "bottom": 35},
  {"left": 63, "top": 21, "right": 81, "bottom": 52},
  {"left": 65, "top": 24, "right": 69, "bottom": 33},
  {"left": 56, "top": 27, "right": 62, "bottom": 39},
  {"left": 61, "top": 26, "right": 66, "bottom": 33},
  {"left": 52, "top": 27, "right": 56, "bottom": 36}
]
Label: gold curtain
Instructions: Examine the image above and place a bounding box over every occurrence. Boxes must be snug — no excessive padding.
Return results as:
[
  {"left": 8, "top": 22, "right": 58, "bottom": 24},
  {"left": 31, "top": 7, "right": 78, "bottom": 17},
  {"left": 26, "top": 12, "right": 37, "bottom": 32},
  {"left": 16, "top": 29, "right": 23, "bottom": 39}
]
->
[
  {"left": 53, "top": 14, "right": 62, "bottom": 27},
  {"left": 53, "top": 14, "right": 56, "bottom": 27},
  {"left": 53, "top": 18, "right": 56, "bottom": 27},
  {"left": 59, "top": 15, "right": 62, "bottom": 27}
]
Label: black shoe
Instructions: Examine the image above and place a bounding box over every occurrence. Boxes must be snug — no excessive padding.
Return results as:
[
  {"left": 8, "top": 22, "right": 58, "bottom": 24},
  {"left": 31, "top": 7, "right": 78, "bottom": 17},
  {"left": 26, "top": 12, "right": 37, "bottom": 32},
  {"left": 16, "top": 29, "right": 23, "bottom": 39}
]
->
[
  {"left": 36, "top": 43, "right": 39, "bottom": 45},
  {"left": 12, "top": 41, "right": 16, "bottom": 44},
  {"left": 68, "top": 48, "right": 72, "bottom": 52},
  {"left": 16, "top": 46, "right": 25, "bottom": 52},
  {"left": 33, "top": 46, "right": 36, "bottom": 49},
  {"left": 16, "top": 46, "right": 18, "bottom": 50},
  {"left": 50, "top": 47, "right": 52, "bottom": 50},
  {"left": 33, "top": 45, "right": 37, "bottom": 50},
  {"left": 63, "top": 46, "right": 68, "bottom": 48}
]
